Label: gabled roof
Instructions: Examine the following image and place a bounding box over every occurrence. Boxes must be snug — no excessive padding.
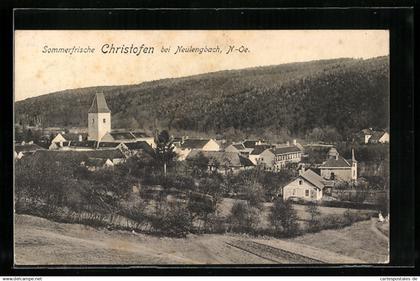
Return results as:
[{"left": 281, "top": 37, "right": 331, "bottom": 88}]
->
[
  {"left": 124, "top": 141, "right": 154, "bottom": 153},
  {"left": 88, "top": 93, "right": 111, "bottom": 113},
  {"left": 368, "top": 131, "right": 387, "bottom": 143},
  {"left": 15, "top": 143, "right": 45, "bottom": 153},
  {"left": 29, "top": 149, "right": 125, "bottom": 165},
  {"left": 62, "top": 133, "right": 88, "bottom": 141},
  {"left": 233, "top": 144, "right": 246, "bottom": 150},
  {"left": 242, "top": 140, "right": 258, "bottom": 149},
  {"left": 250, "top": 145, "right": 272, "bottom": 155},
  {"left": 69, "top": 140, "right": 97, "bottom": 148},
  {"left": 187, "top": 150, "right": 254, "bottom": 167},
  {"left": 319, "top": 155, "right": 351, "bottom": 168},
  {"left": 272, "top": 145, "right": 301, "bottom": 155},
  {"left": 181, "top": 139, "right": 211, "bottom": 149},
  {"left": 109, "top": 132, "right": 136, "bottom": 141},
  {"left": 87, "top": 149, "right": 126, "bottom": 159},
  {"left": 300, "top": 169, "right": 325, "bottom": 190},
  {"left": 97, "top": 142, "right": 122, "bottom": 148},
  {"left": 131, "top": 131, "right": 152, "bottom": 138}
]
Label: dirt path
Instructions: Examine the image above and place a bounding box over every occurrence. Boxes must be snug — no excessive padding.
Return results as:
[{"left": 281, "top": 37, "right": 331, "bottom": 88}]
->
[
  {"left": 14, "top": 214, "right": 384, "bottom": 265},
  {"left": 370, "top": 218, "right": 389, "bottom": 242}
]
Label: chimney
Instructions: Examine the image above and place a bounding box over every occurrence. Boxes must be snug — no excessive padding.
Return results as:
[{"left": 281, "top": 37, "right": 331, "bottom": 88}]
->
[
  {"left": 78, "top": 134, "right": 83, "bottom": 142},
  {"left": 352, "top": 148, "right": 356, "bottom": 162},
  {"left": 335, "top": 154, "right": 339, "bottom": 160},
  {"left": 293, "top": 139, "right": 297, "bottom": 146}
]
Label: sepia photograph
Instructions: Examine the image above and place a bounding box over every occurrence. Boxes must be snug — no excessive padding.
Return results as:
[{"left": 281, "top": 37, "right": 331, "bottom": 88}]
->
[{"left": 13, "top": 30, "right": 390, "bottom": 265}]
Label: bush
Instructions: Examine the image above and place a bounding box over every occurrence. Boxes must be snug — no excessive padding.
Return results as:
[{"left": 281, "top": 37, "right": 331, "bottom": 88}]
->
[
  {"left": 229, "top": 201, "right": 260, "bottom": 233},
  {"left": 151, "top": 202, "right": 192, "bottom": 237},
  {"left": 269, "top": 199, "right": 300, "bottom": 237},
  {"left": 305, "top": 202, "right": 321, "bottom": 232},
  {"left": 319, "top": 199, "right": 378, "bottom": 210},
  {"left": 318, "top": 210, "right": 372, "bottom": 231}
]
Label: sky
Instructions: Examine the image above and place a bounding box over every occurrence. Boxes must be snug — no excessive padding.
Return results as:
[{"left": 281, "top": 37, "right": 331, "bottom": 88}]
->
[{"left": 14, "top": 30, "right": 389, "bottom": 101}]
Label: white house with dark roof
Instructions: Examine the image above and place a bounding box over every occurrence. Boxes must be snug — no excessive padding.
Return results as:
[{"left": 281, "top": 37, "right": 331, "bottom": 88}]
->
[
  {"left": 272, "top": 145, "right": 302, "bottom": 171},
  {"left": 248, "top": 144, "right": 274, "bottom": 165},
  {"left": 175, "top": 138, "right": 221, "bottom": 160},
  {"left": 319, "top": 147, "right": 357, "bottom": 182},
  {"left": 358, "top": 128, "right": 389, "bottom": 144},
  {"left": 283, "top": 168, "right": 325, "bottom": 201}
]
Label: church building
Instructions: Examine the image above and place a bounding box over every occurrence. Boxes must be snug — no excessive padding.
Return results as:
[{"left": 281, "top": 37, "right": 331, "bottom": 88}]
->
[
  {"left": 319, "top": 147, "right": 357, "bottom": 182},
  {"left": 88, "top": 93, "right": 111, "bottom": 141}
]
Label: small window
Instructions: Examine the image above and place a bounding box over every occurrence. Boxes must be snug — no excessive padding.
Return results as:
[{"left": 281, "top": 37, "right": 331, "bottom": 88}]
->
[
  {"left": 103, "top": 118, "right": 106, "bottom": 123},
  {"left": 299, "top": 179, "right": 303, "bottom": 185},
  {"left": 305, "top": 190, "right": 309, "bottom": 197},
  {"left": 92, "top": 119, "right": 94, "bottom": 124}
]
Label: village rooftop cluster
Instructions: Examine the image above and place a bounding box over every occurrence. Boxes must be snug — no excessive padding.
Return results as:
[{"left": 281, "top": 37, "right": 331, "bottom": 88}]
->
[{"left": 14, "top": 93, "right": 389, "bottom": 202}]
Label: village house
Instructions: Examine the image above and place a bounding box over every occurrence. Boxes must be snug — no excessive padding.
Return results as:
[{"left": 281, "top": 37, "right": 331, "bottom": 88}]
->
[
  {"left": 175, "top": 138, "right": 221, "bottom": 160},
  {"left": 358, "top": 128, "right": 389, "bottom": 144},
  {"left": 319, "top": 147, "right": 357, "bottom": 182},
  {"left": 248, "top": 144, "right": 274, "bottom": 165},
  {"left": 186, "top": 150, "right": 254, "bottom": 174},
  {"left": 122, "top": 141, "right": 154, "bottom": 158},
  {"left": 249, "top": 144, "right": 303, "bottom": 172},
  {"left": 14, "top": 141, "right": 45, "bottom": 159},
  {"left": 368, "top": 130, "right": 389, "bottom": 144},
  {"left": 272, "top": 145, "right": 302, "bottom": 171},
  {"left": 48, "top": 93, "right": 155, "bottom": 156},
  {"left": 82, "top": 158, "right": 115, "bottom": 171},
  {"left": 225, "top": 143, "right": 247, "bottom": 154},
  {"left": 130, "top": 131, "right": 156, "bottom": 148},
  {"left": 282, "top": 168, "right": 326, "bottom": 201}
]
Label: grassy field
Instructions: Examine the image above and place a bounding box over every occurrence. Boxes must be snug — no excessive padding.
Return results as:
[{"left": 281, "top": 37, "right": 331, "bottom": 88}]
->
[
  {"left": 15, "top": 214, "right": 388, "bottom": 265},
  {"left": 289, "top": 218, "right": 389, "bottom": 263}
]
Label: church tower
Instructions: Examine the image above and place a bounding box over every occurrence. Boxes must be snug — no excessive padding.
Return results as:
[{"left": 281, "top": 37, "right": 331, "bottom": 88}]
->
[{"left": 88, "top": 93, "right": 111, "bottom": 141}]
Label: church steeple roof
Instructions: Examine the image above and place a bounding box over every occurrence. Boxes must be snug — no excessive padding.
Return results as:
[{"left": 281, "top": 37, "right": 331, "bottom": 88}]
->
[{"left": 88, "top": 93, "right": 111, "bottom": 113}]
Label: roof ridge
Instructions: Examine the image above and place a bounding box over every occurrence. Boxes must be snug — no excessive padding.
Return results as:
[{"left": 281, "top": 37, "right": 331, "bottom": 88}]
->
[{"left": 88, "top": 93, "right": 111, "bottom": 113}]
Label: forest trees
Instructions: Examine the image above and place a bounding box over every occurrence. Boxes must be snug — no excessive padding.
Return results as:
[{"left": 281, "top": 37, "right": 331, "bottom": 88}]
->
[{"left": 16, "top": 57, "right": 389, "bottom": 140}]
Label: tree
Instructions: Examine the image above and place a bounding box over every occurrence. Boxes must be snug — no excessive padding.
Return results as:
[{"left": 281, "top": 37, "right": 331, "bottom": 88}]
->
[
  {"left": 153, "top": 130, "right": 176, "bottom": 177},
  {"left": 186, "top": 152, "right": 209, "bottom": 177},
  {"left": 241, "top": 180, "right": 265, "bottom": 209},
  {"left": 305, "top": 202, "right": 321, "bottom": 232},
  {"left": 229, "top": 201, "right": 260, "bottom": 233},
  {"left": 269, "top": 199, "right": 300, "bottom": 237}
]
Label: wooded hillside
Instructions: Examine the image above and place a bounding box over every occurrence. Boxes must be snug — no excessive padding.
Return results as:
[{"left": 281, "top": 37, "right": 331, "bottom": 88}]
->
[{"left": 15, "top": 56, "right": 389, "bottom": 139}]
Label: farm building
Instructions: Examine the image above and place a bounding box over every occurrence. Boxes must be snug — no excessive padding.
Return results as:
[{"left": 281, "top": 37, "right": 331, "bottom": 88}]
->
[
  {"left": 175, "top": 138, "right": 221, "bottom": 160},
  {"left": 319, "top": 148, "right": 357, "bottom": 182},
  {"left": 357, "top": 128, "right": 389, "bottom": 144},
  {"left": 283, "top": 168, "right": 325, "bottom": 201},
  {"left": 186, "top": 150, "right": 254, "bottom": 174},
  {"left": 14, "top": 141, "right": 45, "bottom": 159}
]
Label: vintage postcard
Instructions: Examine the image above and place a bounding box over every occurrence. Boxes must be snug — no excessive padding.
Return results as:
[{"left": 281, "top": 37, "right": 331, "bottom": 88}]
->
[{"left": 14, "top": 30, "right": 390, "bottom": 265}]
